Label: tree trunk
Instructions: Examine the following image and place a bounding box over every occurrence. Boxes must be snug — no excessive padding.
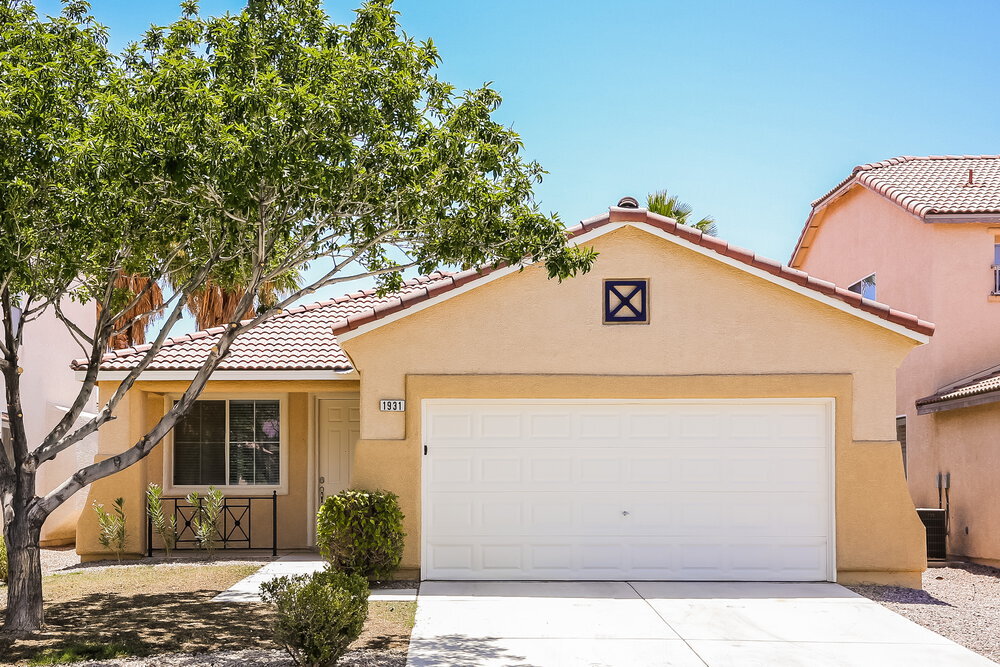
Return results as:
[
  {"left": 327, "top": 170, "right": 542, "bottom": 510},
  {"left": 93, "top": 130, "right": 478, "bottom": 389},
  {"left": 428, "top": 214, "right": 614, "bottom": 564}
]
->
[{"left": 3, "top": 517, "right": 44, "bottom": 633}]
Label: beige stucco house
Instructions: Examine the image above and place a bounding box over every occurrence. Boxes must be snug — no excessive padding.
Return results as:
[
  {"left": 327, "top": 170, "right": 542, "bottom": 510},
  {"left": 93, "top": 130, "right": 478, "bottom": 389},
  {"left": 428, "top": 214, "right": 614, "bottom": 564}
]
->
[
  {"left": 75, "top": 202, "right": 934, "bottom": 587},
  {"left": 791, "top": 155, "right": 1000, "bottom": 566}
]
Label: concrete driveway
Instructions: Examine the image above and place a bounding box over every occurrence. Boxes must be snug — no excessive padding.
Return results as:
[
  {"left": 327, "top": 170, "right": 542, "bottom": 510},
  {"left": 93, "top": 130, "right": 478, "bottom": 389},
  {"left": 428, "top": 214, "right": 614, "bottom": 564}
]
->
[{"left": 406, "top": 581, "right": 995, "bottom": 666}]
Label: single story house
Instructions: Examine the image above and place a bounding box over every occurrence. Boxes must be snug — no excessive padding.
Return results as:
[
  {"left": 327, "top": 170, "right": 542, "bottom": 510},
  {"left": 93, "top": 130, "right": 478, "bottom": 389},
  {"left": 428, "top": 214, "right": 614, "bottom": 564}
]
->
[{"left": 75, "top": 201, "right": 934, "bottom": 587}]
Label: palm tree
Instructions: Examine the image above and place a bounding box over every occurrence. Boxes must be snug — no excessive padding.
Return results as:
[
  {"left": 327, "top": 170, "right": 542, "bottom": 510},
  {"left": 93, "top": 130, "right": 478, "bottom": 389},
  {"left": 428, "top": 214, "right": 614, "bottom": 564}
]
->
[
  {"left": 646, "top": 190, "right": 718, "bottom": 236},
  {"left": 184, "top": 273, "right": 300, "bottom": 330},
  {"left": 105, "top": 270, "right": 300, "bottom": 349},
  {"left": 103, "top": 273, "right": 164, "bottom": 349}
]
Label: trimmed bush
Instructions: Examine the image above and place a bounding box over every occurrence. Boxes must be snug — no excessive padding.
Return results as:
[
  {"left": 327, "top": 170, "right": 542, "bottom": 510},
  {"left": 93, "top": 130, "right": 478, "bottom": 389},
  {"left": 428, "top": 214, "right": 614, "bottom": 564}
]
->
[
  {"left": 260, "top": 568, "right": 369, "bottom": 667},
  {"left": 316, "top": 489, "right": 405, "bottom": 580}
]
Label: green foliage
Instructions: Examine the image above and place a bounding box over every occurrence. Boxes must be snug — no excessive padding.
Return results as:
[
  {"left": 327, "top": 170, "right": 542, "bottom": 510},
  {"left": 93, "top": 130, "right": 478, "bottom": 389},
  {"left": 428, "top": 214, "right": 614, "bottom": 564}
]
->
[
  {"left": 646, "top": 189, "right": 718, "bottom": 236},
  {"left": 317, "top": 490, "right": 405, "bottom": 580},
  {"left": 0, "top": 533, "right": 7, "bottom": 584},
  {"left": 260, "top": 568, "right": 369, "bottom": 667},
  {"left": 93, "top": 497, "right": 128, "bottom": 561},
  {"left": 28, "top": 641, "right": 136, "bottom": 666},
  {"left": 184, "top": 487, "right": 224, "bottom": 555},
  {"left": 1, "top": 0, "right": 596, "bottom": 631},
  {"left": 146, "top": 483, "right": 176, "bottom": 556}
]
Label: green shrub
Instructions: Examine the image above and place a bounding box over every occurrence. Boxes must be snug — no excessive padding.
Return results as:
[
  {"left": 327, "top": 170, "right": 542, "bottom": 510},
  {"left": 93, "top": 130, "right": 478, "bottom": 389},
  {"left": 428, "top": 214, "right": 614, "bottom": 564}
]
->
[
  {"left": 185, "top": 486, "right": 224, "bottom": 555},
  {"left": 260, "top": 568, "right": 369, "bottom": 667},
  {"left": 93, "top": 497, "right": 127, "bottom": 561},
  {"left": 316, "top": 489, "right": 405, "bottom": 580},
  {"left": 146, "top": 483, "right": 177, "bottom": 556},
  {"left": 0, "top": 534, "right": 7, "bottom": 584}
]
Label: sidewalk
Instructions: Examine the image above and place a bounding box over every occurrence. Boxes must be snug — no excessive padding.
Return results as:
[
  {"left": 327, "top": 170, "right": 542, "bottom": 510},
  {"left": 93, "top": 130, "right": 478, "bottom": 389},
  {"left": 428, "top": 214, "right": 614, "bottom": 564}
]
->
[{"left": 212, "top": 554, "right": 417, "bottom": 603}]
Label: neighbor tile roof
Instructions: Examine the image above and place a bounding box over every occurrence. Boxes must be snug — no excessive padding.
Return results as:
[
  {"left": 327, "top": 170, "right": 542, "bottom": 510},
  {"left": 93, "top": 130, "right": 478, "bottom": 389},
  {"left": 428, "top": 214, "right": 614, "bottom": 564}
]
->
[
  {"left": 77, "top": 206, "right": 934, "bottom": 374},
  {"left": 814, "top": 155, "right": 1000, "bottom": 219},
  {"left": 916, "top": 365, "right": 1000, "bottom": 410}
]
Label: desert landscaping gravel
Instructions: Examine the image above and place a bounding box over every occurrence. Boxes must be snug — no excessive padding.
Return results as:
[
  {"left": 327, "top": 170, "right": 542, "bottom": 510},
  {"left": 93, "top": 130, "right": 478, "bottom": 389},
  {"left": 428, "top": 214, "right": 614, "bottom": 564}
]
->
[
  {"left": 851, "top": 562, "right": 1000, "bottom": 663},
  {"left": 73, "top": 648, "right": 405, "bottom": 667},
  {"left": 39, "top": 546, "right": 81, "bottom": 574}
]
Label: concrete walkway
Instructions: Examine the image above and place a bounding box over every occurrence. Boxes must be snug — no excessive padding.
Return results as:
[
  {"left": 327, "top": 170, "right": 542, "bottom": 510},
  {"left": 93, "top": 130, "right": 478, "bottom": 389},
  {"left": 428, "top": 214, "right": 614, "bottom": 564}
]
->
[
  {"left": 407, "top": 581, "right": 995, "bottom": 667},
  {"left": 212, "top": 554, "right": 417, "bottom": 603}
]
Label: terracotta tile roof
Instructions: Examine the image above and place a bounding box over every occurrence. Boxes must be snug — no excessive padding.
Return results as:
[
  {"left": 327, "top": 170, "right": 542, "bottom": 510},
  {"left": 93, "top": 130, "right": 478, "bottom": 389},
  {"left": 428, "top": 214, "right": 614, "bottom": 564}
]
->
[
  {"left": 916, "top": 364, "right": 1000, "bottom": 410},
  {"left": 74, "top": 272, "right": 458, "bottom": 372},
  {"left": 814, "top": 155, "right": 1000, "bottom": 218},
  {"left": 78, "top": 206, "right": 934, "bottom": 374}
]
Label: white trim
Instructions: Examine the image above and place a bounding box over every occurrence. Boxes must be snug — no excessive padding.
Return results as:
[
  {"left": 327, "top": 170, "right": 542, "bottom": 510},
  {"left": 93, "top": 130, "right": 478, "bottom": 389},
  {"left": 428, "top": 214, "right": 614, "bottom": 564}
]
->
[
  {"left": 162, "top": 393, "right": 289, "bottom": 496},
  {"left": 81, "top": 369, "right": 359, "bottom": 382},
  {"left": 420, "top": 397, "right": 838, "bottom": 583},
  {"left": 340, "top": 221, "right": 930, "bottom": 344}
]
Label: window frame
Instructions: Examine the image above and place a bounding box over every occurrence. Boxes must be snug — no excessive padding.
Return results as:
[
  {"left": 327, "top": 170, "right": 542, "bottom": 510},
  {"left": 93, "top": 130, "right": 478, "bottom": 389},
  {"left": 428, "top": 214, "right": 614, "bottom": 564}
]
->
[
  {"left": 847, "top": 272, "right": 877, "bottom": 301},
  {"left": 163, "top": 393, "right": 289, "bottom": 496}
]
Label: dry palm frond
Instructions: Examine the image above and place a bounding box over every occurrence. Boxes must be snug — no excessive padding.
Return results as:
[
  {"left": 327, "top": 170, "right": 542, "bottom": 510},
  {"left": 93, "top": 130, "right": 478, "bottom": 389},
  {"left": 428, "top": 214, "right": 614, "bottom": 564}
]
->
[
  {"left": 103, "top": 273, "right": 164, "bottom": 350},
  {"left": 186, "top": 279, "right": 256, "bottom": 330}
]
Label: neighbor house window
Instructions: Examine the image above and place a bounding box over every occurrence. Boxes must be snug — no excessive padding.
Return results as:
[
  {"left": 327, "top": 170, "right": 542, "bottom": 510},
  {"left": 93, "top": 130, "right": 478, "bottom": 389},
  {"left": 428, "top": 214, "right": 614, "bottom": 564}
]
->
[
  {"left": 992, "top": 243, "right": 1000, "bottom": 295},
  {"left": 848, "top": 273, "right": 876, "bottom": 301},
  {"left": 896, "top": 415, "right": 907, "bottom": 477},
  {"left": 172, "top": 399, "right": 281, "bottom": 487}
]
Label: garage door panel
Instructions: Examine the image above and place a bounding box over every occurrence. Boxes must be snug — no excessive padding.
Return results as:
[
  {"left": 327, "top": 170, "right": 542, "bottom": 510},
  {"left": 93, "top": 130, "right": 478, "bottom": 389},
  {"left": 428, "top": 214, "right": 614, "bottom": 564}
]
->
[
  {"left": 423, "top": 400, "right": 833, "bottom": 581},
  {"left": 427, "top": 491, "right": 828, "bottom": 539},
  {"left": 429, "top": 447, "right": 827, "bottom": 493},
  {"left": 427, "top": 537, "right": 830, "bottom": 580}
]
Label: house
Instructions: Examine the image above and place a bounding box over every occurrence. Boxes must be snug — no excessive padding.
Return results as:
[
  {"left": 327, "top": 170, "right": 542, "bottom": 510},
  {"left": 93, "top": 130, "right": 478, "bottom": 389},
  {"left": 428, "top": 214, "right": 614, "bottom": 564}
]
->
[
  {"left": 1, "top": 300, "right": 98, "bottom": 546},
  {"left": 790, "top": 154, "right": 1000, "bottom": 566},
  {"left": 75, "top": 201, "right": 933, "bottom": 587}
]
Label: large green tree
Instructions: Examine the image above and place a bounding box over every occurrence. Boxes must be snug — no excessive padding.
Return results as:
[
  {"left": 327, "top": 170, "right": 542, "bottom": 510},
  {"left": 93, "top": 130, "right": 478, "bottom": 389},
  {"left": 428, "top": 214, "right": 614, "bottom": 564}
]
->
[{"left": 0, "top": 0, "right": 594, "bottom": 632}]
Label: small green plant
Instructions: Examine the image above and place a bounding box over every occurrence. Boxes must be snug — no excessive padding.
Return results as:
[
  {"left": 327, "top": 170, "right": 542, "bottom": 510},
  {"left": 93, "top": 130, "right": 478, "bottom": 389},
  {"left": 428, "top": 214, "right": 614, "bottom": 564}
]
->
[
  {"left": 0, "top": 533, "right": 8, "bottom": 584},
  {"left": 260, "top": 568, "right": 369, "bottom": 667},
  {"left": 29, "top": 640, "right": 136, "bottom": 665},
  {"left": 146, "top": 483, "right": 177, "bottom": 556},
  {"left": 93, "top": 497, "right": 128, "bottom": 561},
  {"left": 316, "top": 489, "right": 405, "bottom": 580},
  {"left": 185, "top": 486, "right": 224, "bottom": 555}
]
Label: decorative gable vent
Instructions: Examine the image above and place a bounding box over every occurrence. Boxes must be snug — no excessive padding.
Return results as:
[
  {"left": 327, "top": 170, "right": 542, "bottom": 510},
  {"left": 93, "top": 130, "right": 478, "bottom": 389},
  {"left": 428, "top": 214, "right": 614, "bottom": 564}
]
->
[{"left": 604, "top": 279, "right": 649, "bottom": 324}]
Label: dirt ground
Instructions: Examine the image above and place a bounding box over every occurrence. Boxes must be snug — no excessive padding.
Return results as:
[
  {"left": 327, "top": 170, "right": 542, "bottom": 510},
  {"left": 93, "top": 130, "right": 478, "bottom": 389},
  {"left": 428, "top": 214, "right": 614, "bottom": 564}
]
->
[{"left": 0, "top": 563, "right": 415, "bottom": 666}]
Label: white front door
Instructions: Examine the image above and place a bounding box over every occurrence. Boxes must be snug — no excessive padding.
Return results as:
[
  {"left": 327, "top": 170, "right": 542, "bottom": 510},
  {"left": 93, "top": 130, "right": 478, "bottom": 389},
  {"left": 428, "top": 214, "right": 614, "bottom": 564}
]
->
[
  {"left": 422, "top": 399, "right": 834, "bottom": 581},
  {"left": 318, "top": 399, "right": 360, "bottom": 505}
]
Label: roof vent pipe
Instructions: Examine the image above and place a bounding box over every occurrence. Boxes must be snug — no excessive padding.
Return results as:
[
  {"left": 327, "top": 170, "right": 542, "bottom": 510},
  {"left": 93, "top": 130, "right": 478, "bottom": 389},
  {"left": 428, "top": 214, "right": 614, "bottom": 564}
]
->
[{"left": 617, "top": 196, "right": 639, "bottom": 209}]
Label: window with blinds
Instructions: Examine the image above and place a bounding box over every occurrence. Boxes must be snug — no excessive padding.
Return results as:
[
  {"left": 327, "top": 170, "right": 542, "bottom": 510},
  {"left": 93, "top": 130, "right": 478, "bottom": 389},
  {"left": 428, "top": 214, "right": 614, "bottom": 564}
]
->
[{"left": 172, "top": 399, "right": 281, "bottom": 487}]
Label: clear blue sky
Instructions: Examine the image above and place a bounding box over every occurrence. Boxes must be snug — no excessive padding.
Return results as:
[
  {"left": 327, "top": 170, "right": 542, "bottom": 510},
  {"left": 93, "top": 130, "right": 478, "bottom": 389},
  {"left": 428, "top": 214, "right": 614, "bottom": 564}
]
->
[{"left": 36, "top": 0, "right": 1000, "bottom": 326}]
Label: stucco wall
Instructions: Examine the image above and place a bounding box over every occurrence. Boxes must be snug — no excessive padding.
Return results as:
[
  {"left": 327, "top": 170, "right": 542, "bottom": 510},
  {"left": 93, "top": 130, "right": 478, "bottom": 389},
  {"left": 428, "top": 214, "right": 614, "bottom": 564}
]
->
[
  {"left": 78, "top": 380, "right": 359, "bottom": 559},
  {"left": 344, "top": 224, "right": 926, "bottom": 586},
  {"left": 929, "top": 403, "right": 1000, "bottom": 565},
  {"left": 0, "top": 300, "right": 98, "bottom": 545},
  {"left": 795, "top": 186, "right": 1000, "bottom": 560}
]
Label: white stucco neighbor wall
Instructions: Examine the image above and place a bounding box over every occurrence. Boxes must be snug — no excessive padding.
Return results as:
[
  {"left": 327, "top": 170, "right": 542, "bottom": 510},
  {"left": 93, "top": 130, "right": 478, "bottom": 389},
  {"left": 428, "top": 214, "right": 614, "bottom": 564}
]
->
[{"left": 1, "top": 299, "right": 98, "bottom": 545}]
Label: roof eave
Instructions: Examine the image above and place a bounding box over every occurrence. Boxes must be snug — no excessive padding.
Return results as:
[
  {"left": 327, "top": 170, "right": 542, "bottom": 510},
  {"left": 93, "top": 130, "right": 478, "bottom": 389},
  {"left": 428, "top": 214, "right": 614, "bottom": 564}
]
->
[
  {"left": 77, "top": 369, "right": 359, "bottom": 382},
  {"left": 917, "top": 388, "right": 1000, "bottom": 415}
]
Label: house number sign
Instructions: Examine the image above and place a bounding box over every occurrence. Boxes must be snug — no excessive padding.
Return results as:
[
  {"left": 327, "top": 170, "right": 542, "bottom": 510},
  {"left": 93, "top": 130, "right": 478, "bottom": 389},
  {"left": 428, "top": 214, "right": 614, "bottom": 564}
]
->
[{"left": 380, "top": 399, "right": 406, "bottom": 412}]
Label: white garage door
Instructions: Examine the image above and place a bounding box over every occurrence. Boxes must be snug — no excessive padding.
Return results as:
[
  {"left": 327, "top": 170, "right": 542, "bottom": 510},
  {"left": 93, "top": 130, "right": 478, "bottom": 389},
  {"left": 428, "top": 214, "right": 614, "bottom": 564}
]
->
[{"left": 422, "top": 399, "right": 833, "bottom": 581}]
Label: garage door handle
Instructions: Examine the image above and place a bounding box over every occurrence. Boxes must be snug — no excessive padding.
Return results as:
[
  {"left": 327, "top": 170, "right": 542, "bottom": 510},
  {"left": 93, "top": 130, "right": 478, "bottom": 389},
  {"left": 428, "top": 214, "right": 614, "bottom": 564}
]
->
[{"left": 622, "top": 511, "right": 630, "bottom": 517}]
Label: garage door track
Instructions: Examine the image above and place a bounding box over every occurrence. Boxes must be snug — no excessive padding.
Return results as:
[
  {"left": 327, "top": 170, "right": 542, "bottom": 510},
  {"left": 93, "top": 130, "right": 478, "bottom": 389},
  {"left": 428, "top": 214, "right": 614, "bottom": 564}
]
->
[{"left": 406, "top": 581, "right": 994, "bottom": 666}]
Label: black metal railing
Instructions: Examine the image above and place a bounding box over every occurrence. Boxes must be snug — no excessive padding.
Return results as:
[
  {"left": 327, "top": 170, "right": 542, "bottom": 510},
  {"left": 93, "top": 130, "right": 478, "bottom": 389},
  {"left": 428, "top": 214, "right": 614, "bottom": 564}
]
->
[
  {"left": 146, "top": 491, "right": 278, "bottom": 556},
  {"left": 993, "top": 265, "right": 1000, "bottom": 295}
]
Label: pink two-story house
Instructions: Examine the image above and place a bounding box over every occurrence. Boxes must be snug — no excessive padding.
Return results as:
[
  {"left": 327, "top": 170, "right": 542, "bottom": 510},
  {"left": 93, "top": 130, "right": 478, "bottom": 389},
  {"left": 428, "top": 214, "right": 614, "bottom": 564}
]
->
[{"left": 791, "top": 155, "right": 1000, "bottom": 566}]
